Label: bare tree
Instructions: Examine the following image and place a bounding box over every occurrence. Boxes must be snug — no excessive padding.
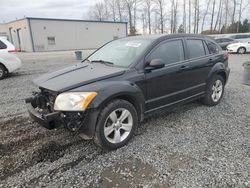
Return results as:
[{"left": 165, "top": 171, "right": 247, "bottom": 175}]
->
[
  {"left": 237, "top": 0, "right": 250, "bottom": 32},
  {"left": 116, "top": 0, "right": 124, "bottom": 22},
  {"left": 231, "top": 0, "right": 237, "bottom": 24},
  {"left": 213, "top": 0, "right": 223, "bottom": 32},
  {"left": 210, "top": 0, "right": 216, "bottom": 33},
  {"left": 144, "top": 0, "right": 153, "bottom": 34},
  {"left": 170, "top": 0, "right": 178, "bottom": 33},
  {"left": 107, "top": 0, "right": 117, "bottom": 21},
  {"left": 183, "top": 0, "right": 186, "bottom": 33},
  {"left": 193, "top": 0, "right": 197, "bottom": 33},
  {"left": 88, "top": 0, "right": 250, "bottom": 35},
  {"left": 224, "top": 0, "right": 229, "bottom": 32},
  {"left": 89, "top": 2, "right": 106, "bottom": 21},
  {"left": 218, "top": 1, "right": 224, "bottom": 32},
  {"left": 188, "top": 0, "right": 191, "bottom": 33},
  {"left": 201, "top": 0, "right": 211, "bottom": 32},
  {"left": 196, "top": 0, "right": 200, "bottom": 33},
  {"left": 133, "top": 0, "right": 137, "bottom": 29},
  {"left": 124, "top": 0, "right": 136, "bottom": 35},
  {"left": 154, "top": 0, "right": 165, "bottom": 33}
]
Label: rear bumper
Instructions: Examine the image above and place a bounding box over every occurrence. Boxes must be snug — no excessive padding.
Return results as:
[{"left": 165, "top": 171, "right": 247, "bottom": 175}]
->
[
  {"left": 27, "top": 103, "right": 61, "bottom": 129},
  {"left": 5, "top": 57, "right": 22, "bottom": 73}
]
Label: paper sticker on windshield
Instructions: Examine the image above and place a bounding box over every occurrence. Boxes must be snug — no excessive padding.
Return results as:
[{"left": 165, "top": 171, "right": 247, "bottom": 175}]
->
[{"left": 126, "top": 42, "right": 141, "bottom": 48}]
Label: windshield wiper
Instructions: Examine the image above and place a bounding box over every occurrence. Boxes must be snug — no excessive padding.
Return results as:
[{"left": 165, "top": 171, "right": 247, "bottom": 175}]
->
[{"left": 90, "top": 60, "right": 114, "bottom": 65}]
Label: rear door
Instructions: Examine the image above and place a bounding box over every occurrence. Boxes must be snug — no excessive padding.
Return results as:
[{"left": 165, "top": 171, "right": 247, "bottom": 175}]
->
[{"left": 183, "top": 38, "right": 213, "bottom": 94}]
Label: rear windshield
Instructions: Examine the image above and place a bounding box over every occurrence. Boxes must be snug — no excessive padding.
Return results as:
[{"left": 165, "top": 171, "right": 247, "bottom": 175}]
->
[{"left": 0, "top": 40, "right": 7, "bottom": 49}]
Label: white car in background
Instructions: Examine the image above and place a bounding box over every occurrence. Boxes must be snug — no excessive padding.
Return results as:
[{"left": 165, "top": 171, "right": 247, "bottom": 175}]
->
[
  {"left": 227, "top": 41, "right": 250, "bottom": 54},
  {"left": 0, "top": 37, "right": 22, "bottom": 80}
]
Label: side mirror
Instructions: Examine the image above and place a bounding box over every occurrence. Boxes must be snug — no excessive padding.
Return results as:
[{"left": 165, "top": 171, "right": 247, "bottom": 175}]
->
[{"left": 146, "top": 59, "right": 165, "bottom": 70}]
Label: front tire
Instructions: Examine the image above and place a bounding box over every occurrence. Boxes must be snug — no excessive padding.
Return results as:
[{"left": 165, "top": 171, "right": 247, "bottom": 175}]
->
[
  {"left": 237, "top": 47, "right": 246, "bottom": 54},
  {"left": 201, "top": 75, "right": 225, "bottom": 106},
  {"left": 0, "top": 64, "right": 6, "bottom": 80},
  {"left": 94, "top": 99, "right": 138, "bottom": 150}
]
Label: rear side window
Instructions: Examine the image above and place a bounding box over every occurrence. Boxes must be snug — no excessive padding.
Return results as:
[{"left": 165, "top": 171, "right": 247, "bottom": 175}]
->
[
  {"left": 206, "top": 41, "right": 220, "bottom": 54},
  {"left": 0, "top": 40, "right": 7, "bottom": 49},
  {"left": 149, "top": 40, "right": 184, "bottom": 65},
  {"left": 242, "top": 35, "right": 250, "bottom": 38},
  {"left": 223, "top": 38, "right": 233, "bottom": 42},
  {"left": 186, "top": 39, "right": 206, "bottom": 59},
  {"left": 235, "top": 35, "right": 250, "bottom": 39}
]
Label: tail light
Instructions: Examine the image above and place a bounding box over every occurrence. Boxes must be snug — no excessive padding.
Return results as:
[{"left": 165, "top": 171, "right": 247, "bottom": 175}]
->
[{"left": 8, "top": 49, "right": 17, "bottom": 53}]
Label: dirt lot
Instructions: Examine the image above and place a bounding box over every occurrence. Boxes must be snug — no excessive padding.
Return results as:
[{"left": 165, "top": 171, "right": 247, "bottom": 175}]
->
[{"left": 0, "top": 51, "right": 249, "bottom": 188}]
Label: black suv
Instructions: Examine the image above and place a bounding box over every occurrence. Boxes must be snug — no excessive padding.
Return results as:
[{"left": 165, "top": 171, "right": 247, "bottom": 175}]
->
[{"left": 26, "top": 34, "right": 230, "bottom": 150}]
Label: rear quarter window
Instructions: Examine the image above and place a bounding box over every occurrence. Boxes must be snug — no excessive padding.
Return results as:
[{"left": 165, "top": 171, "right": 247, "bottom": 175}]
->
[
  {"left": 206, "top": 41, "right": 220, "bottom": 54},
  {"left": 186, "top": 39, "right": 206, "bottom": 59},
  {"left": 0, "top": 40, "right": 7, "bottom": 49}
]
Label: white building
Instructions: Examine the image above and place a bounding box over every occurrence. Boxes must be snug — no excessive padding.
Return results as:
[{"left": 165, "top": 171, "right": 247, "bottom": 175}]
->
[{"left": 0, "top": 17, "right": 128, "bottom": 52}]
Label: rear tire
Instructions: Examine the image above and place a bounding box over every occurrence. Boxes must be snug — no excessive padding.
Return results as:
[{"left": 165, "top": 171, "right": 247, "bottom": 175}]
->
[
  {"left": 201, "top": 75, "right": 225, "bottom": 106},
  {"left": 0, "top": 64, "right": 6, "bottom": 80},
  {"left": 94, "top": 99, "right": 138, "bottom": 150},
  {"left": 237, "top": 47, "right": 246, "bottom": 54}
]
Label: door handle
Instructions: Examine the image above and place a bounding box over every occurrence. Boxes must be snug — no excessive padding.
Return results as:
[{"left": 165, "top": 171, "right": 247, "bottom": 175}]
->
[{"left": 179, "top": 65, "right": 189, "bottom": 70}]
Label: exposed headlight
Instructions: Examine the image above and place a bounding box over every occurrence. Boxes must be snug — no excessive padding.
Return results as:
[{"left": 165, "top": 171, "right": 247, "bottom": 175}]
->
[{"left": 54, "top": 92, "right": 97, "bottom": 111}]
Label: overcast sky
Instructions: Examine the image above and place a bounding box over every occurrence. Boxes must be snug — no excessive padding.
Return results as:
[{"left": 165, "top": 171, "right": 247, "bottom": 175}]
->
[{"left": 0, "top": 0, "right": 99, "bottom": 23}]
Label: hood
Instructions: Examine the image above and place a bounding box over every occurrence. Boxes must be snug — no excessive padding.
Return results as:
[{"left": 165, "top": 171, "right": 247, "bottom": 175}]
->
[{"left": 34, "top": 63, "right": 126, "bottom": 92}]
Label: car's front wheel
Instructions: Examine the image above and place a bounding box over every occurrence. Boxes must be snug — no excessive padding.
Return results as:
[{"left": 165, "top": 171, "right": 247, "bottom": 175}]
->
[
  {"left": 94, "top": 99, "right": 138, "bottom": 150},
  {"left": 237, "top": 47, "right": 246, "bottom": 54},
  {"left": 0, "top": 64, "right": 6, "bottom": 80},
  {"left": 202, "top": 75, "right": 225, "bottom": 106}
]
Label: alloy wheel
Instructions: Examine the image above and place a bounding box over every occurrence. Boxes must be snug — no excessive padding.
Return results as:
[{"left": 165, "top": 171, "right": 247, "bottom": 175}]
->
[
  {"left": 238, "top": 47, "right": 246, "bottom": 54},
  {"left": 0, "top": 68, "right": 4, "bottom": 78},
  {"left": 104, "top": 108, "right": 133, "bottom": 144},
  {"left": 211, "top": 80, "right": 223, "bottom": 102}
]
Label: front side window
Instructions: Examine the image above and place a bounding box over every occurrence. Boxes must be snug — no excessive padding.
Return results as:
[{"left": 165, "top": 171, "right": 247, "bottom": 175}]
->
[
  {"left": 0, "top": 40, "right": 7, "bottom": 49},
  {"left": 223, "top": 38, "right": 233, "bottom": 42},
  {"left": 242, "top": 35, "right": 250, "bottom": 38},
  {"left": 88, "top": 39, "right": 151, "bottom": 67},
  {"left": 186, "top": 39, "right": 206, "bottom": 59},
  {"left": 235, "top": 35, "right": 244, "bottom": 39},
  {"left": 215, "top": 39, "right": 222, "bottom": 43},
  {"left": 148, "top": 40, "right": 184, "bottom": 65}
]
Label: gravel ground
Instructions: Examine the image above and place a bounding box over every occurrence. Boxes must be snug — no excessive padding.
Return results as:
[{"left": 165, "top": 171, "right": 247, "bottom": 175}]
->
[{"left": 0, "top": 51, "right": 249, "bottom": 188}]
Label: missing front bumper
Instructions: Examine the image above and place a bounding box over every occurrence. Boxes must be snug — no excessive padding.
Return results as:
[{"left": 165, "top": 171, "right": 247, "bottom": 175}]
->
[{"left": 27, "top": 103, "right": 61, "bottom": 129}]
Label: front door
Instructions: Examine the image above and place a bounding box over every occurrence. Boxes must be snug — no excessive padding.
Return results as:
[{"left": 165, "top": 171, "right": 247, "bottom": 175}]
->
[{"left": 144, "top": 38, "right": 190, "bottom": 112}]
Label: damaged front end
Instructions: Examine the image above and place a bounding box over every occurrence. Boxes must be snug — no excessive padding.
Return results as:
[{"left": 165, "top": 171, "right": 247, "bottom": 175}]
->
[{"left": 25, "top": 88, "right": 89, "bottom": 132}]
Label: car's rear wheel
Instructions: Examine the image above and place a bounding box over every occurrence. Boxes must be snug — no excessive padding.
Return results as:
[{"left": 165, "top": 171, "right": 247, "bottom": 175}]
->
[
  {"left": 0, "top": 64, "right": 6, "bottom": 80},
  {"left": 237, "top": 47, "right": 246, "bottom": 54},
  {"left": 201, "top": 75, "right": 225, "bottom": 106},
  {"left": 94, "top": 99, "right": 138, "bottom": 150}
]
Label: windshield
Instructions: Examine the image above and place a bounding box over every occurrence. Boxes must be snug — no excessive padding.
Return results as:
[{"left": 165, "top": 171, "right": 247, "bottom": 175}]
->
[{"left": 87, "top": 38, "right": 152, "bottom": 67}]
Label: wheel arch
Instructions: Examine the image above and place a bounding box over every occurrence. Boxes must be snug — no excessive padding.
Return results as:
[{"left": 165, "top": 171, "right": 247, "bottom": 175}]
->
[
  {"left": 207, "top": 62, "right": 228, "bottom": 84},
  {"left": 96, "top": 92, "right": 145, "bottom": 123},
  {"left": 237, "top": 46, "right": 246, "bottom": 53},
  {"left": 0, "top": 62, "right": 8, "bottom": 73}
]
